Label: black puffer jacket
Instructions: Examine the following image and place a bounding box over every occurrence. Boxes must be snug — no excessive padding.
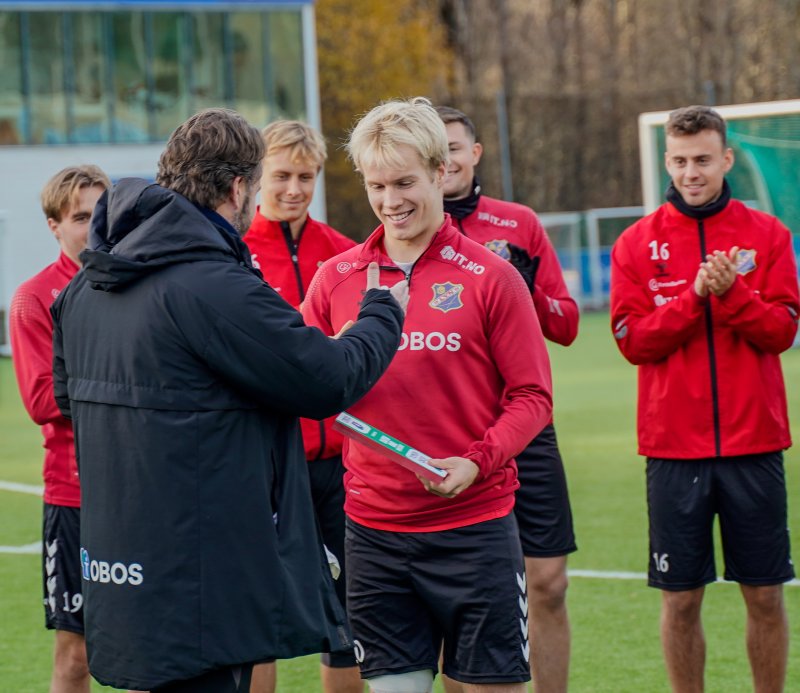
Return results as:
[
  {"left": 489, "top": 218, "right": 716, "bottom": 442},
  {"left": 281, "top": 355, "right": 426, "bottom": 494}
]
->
[{"left": 51, "top": 179, "right": 403, "bottom": 690}]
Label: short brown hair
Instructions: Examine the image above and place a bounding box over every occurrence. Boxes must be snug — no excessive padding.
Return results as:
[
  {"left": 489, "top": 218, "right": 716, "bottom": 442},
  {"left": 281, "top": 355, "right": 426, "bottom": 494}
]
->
[
  {"left": 157, "top": 108, "right": 264, "bottom": 208},
  {"left": 435, "top": 105, "right": 477, "bottom": 142},
  {"left": 41, "top": 165, "right": 110, "bottom": 222},
  {"left": 666, "top": 105, "right": 727, "bottom": 147},
  {"left": 262, "top": 120, "right": 327, "bottom": 168}
]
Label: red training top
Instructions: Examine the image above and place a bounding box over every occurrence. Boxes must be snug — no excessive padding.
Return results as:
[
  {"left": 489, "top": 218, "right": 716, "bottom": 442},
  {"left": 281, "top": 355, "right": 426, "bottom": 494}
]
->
[
  {"left": 452, "top": 194, "right": 579, "bottom": 347},
  {"left": 10, "top": 252, "right": 80, "bottom": 506},
  {"left": 611, "top": 198, "right": 798, "bottom": 458},
  {"left": 302, "top": 216, "right": 553, "bottom": 532}
]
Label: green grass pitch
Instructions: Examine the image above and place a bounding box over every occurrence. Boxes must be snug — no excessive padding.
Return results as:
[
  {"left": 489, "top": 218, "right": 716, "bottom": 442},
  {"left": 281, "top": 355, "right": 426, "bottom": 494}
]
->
[{"left": 1, "top": 311, "right": 798, "bottom": 691}]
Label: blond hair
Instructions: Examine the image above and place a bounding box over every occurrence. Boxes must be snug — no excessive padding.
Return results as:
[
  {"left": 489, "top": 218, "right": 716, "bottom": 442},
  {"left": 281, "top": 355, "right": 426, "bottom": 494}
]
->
[
  {"left": 262, "top": 120, "right": 327, "bottom": 168},
  {"left": 347, "top": 96, "right": 448, "bottom": 174},
  {"left": 41, "top": 165, "right": 110, "bottom": 222}
]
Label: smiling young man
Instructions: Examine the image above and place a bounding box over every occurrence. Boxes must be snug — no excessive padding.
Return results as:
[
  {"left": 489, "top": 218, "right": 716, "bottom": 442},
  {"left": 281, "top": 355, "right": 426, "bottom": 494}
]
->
[
  {"left": 302, "top": 97, "right": 553, "bottom": 693},
  {"left": 611, "top": 105, "right": 798, "bottom": 693},
  {"left": 436, "top": 106, "right": 578, "bottom": 693},
  {"left": 10, "top": 165, "right": 110, "bottom": 693},
  {"left": 243, "top": 122, "right": 360, "bottom": 693}
]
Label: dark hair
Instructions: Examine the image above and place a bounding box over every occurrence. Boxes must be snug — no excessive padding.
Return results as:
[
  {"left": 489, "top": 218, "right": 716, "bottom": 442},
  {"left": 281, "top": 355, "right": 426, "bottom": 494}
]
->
[
  {"left": 157, "top": 108, "right": 264, "bottom": 208},
  {"left": 435, "top": 105, "right": 477, "bottom": 141},
  {"left": 666, "top": 105, "right": 727, "bottom": 147}
]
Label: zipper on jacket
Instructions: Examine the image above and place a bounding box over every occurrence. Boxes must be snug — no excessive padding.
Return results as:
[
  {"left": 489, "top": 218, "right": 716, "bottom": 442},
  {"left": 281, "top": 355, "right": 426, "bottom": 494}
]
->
[
  {"left": 698, "top": 220, "right": 722, "bottom": 457},
  {"left": 280, "top": 220, "right": 307, "bottom": 301},
  {"left": 379, "top": 264, "right": 415, "bottom": 287}
]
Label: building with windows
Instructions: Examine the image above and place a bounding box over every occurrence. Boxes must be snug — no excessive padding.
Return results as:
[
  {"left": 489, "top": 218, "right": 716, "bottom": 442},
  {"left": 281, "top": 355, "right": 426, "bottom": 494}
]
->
[{"left": 0, "top": 0, "right": 321, "bottom": 352}]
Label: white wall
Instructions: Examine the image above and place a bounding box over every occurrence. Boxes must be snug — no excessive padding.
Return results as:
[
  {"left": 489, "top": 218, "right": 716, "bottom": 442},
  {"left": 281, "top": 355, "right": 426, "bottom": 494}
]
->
[{"left": 0, "top": 143, "right": 325, "bottom": 355}]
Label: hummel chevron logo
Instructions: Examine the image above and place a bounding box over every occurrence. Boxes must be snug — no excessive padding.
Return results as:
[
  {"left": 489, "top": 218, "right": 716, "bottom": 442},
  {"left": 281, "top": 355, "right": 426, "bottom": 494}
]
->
[
  {"left": 521, "top": 640, "right": 530, "bottom": 662},
  {"left": 518, "top": 595, "right": 528, "bottom": 616},
  {"left": 519, "top": 617, "right": 529, "bottom": 638},
  {"left": 516, "top": 571, "right": 526, "bottom": 592},
  {"left": 46, "top": 539, "right": 58, "bottom": 557},
  {"left": 47, "top": 595, "right": 56, "bottom": 613},
  {"left": 45, "top": 557, "right": 56, "bottom": 576}
]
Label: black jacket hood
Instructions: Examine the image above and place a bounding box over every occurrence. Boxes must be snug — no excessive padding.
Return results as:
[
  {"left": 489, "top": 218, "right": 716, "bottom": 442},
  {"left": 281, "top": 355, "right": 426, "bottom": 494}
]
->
[{"left": 81, "top": 178, "right": 247, "bottom": 291}]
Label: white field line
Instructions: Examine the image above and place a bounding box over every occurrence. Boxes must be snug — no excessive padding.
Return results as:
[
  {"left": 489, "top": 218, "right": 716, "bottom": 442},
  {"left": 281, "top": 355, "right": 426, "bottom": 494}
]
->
[
  {"left": 0, "top": 541, "right": 41, "bottom": 554},
  {"left": 0, "top": 480, "right": 44, "bottom": 495},
  {"left": 0, "top": 480, "right": 42, "bottom": 553},
  {"left": 570, "top": 569, "right": 800, "bottom": 587},
  {"left": 1, "top": 481, "right": 799, "bottom": 586}
]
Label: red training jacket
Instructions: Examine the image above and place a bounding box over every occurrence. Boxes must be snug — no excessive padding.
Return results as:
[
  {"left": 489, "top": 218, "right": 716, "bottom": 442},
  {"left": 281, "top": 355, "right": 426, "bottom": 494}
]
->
[
  {"left": 452, "top": 195, "right": 579, "bottom": 347},
  {"left": 10, "top": 252, "right": 80, "bottom": 506},
  {"left": 610, "top": 198, "right": 799, "bottom": 459},
  {"left": 302, "top": 216, "right": 553, "bottom": 532},
  {"left": 244, "top": 211, "right": 356, "bottom": 461}
]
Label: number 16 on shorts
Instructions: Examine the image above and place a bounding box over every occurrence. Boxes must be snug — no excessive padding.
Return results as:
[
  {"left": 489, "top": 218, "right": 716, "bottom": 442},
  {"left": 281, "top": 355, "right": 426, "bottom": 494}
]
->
[{"left": 652, "top": 553, "right": 669, "bottom": 573}]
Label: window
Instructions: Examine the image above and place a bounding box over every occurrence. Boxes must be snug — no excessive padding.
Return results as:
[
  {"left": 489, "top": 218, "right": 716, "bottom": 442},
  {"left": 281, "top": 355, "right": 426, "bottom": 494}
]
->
[{"left": 0, "top": 7, "right": 308, "bottom": 146}]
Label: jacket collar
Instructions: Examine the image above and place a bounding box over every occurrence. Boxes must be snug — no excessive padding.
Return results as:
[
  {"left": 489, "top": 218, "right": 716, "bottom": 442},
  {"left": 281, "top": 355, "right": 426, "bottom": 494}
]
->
[
  {"left": 355, "top": 215, "right": 459, "bottom": 268},
  {"left": 249, "top": 209, "right": 312, "bottom": 239},
  {"left": 443, "top": 177, "right": 481, "bottom": 220},
  {"left": 666, "top": 179, "right": 732, "bottom": 221}
]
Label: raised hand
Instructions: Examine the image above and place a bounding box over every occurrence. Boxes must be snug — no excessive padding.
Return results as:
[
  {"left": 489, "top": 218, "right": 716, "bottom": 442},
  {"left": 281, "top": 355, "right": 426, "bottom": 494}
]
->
[{"left": 366, "top": 261, "right": 409, "bottom": 314}]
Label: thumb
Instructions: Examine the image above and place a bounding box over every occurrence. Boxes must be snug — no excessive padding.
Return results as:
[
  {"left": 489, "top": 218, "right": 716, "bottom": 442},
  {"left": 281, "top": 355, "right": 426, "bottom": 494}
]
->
[
  {"left": 332, "top": 320, "right": 355, "bottom": 339},
  {"left": 366, "top": 262, "right": 380, "bottom": 291}
]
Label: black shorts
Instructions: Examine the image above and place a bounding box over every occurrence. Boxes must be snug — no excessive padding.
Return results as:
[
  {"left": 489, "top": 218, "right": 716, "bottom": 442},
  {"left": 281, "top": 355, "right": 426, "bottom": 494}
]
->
[
  {"left": 151, "top": 664, "right": 253, "bottom": 692},
  {"left": 345, "top": 515, "right": 530, "bottom": 685},
  {"left": 647, "top": 453, "right": 795, "bottom": 590},
  {"left": 308, "top": 455, "right": 355, "bottom": 668},
  {"left": 42, "top": 503, "right": 84, "bottom": 634},
  {"left": 513, "top": 425, "right": 577, "bottom": 557}
]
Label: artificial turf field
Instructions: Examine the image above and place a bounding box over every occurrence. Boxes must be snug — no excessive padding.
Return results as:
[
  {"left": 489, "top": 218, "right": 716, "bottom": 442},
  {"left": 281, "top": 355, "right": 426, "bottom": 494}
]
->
[{"left": 1, "top": 310, "right": 797, "bottom": 691}]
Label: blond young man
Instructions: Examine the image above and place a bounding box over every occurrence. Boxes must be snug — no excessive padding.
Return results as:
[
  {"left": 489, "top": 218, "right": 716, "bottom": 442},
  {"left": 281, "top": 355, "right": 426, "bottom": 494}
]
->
[
  {"left": 244, "top": 123, "right": 360, "bottom": 693},
  {"left": 10, "top": 166, "right": 110, "bottom": 693},
  {"left": 302, "top": 97, "right": 553, "bottom": 693}
]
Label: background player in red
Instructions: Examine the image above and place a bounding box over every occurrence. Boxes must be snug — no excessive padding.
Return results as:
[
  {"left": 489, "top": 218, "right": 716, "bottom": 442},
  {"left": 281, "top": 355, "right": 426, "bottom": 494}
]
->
[
  {"left": 303, "top": 96, "right": 553, "bottom": 693},
  {"left": 611, "top": 105, "right": 798, "bottom": 693},
  {"left": 243, "top": 120, "right": 359, "bottom": 693},
  {"left": 10, "top": 165, "right": 110, "bottom": 693},
  {"left": 436, "top": 106, "right": 578, "bottom": 693}
]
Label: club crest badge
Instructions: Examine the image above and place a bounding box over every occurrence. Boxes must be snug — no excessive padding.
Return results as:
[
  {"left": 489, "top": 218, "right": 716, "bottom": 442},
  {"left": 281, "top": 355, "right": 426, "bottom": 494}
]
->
[
  {"left": 429, "top": 282, "right": 464, "bottom": 313},
  {"left": 485, "top": 239, "right": 511, "bottom": 260},
  {"left": 735, "top": 248, "right": 757, "bottom": 275}
]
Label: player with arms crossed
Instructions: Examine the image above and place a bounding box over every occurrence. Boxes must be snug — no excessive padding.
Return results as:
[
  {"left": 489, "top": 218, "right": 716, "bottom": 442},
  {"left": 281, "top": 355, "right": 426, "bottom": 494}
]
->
[
  {"left": 436, "top": 106, "right": 578, "bottom": 693},
  {"left": 303, "top": 96, "right": 553, "bottom": 693},
  {"left": 243, "top": 120, "right": 359, "bottom": 693},
  {"left": 610, "top": 105, "right": 798, "bottom": 693},
  {"left": 10, "top": 166, "right": 110, "bottom": 693}
]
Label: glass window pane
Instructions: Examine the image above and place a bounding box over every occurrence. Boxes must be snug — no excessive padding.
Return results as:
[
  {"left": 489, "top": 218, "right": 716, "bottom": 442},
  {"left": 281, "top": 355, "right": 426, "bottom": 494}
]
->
[
  {"left": 0, "top": 12, "right": 23, "bottom": 144},
  {"left": 152, "top": 12, "right": 189, "bottom": 140},
  {"left": 28, "top": 12, "right": 67, "bottom": 144},
  {"left": 229, "top": 12, "right": 268, "bottom": 128},
  {"left": 70, "top": 13, "right": 108, "bottom": 143},
  {"left": 191, "top": 12, "right": 226, "bottom": 113},
  {"left": 110, "top": 12, "right": 149, "bottom": 142},
  {"left": 266, "top": 11, "right": 305, "bottom": 121}
]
